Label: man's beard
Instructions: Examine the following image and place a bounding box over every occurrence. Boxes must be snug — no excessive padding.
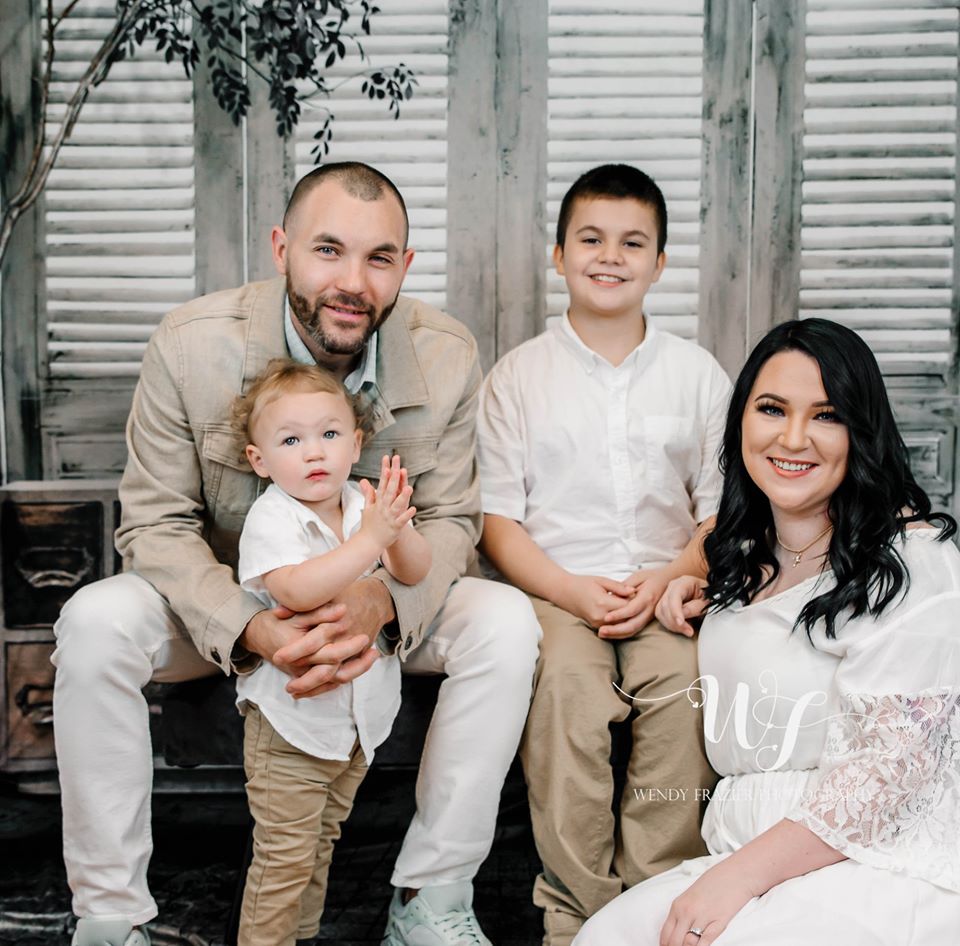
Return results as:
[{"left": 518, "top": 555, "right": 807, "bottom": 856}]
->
[{"left": 287, "top": 278, "right": 398, "bottom": 357}]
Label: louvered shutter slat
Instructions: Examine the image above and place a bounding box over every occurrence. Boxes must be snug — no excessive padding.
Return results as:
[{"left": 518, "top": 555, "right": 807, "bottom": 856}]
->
[
  {"left": 806, "top": 156, "right": 954, "bottom": 180},
  {"left": 809, "top": 0, "right": 957, "bottom": 8},
  {"left": 52, "top": 146, "right": 193, "bottom": 170},
  {"left": 46, "top": 212, "right": 193, "bottom": 234}
]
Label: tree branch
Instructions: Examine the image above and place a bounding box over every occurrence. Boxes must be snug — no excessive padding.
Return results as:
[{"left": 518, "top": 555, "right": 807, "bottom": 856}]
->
[
  {"left": 0, "top": 0, "right": 148, "bottom": 264},
  {"left": 53, "top": 0, "right": 84, "bottom": 30}
]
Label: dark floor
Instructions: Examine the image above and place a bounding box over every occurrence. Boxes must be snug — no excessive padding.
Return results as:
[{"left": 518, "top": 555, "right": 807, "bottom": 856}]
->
[{"left": 0, "top": 766, "right": 543, "bottom": 946}]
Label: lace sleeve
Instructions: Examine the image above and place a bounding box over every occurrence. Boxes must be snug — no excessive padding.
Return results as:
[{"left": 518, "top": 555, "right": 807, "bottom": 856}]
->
[{"left": 790, "top": 689, "right": 960, "bottom": 892}]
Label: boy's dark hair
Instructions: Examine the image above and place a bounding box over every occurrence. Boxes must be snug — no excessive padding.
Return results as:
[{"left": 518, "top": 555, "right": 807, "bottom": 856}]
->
[
  {"left": 555, "top": 164, "right": 668, "bottom": 254},
  {"left": 283, "top": 161, "right": 409, "bottom": 246}
]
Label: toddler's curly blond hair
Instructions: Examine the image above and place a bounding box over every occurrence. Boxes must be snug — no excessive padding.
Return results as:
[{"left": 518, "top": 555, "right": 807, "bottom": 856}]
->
[{"left": 232, "top": 358, "right": 368, "bottom": 445}]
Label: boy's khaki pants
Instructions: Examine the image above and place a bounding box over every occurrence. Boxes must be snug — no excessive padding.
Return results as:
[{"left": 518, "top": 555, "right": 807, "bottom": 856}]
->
[
  {"left": 239, "top": 704, "right": 368, "bottom": 946},
  {"left": 521, "top": 596, "right": 716, "bottom": 943}
]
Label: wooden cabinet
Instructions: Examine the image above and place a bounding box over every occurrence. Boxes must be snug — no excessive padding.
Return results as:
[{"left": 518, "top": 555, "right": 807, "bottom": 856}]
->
[{"left": 0, "top": 481, "right": 120, "bottom": 785}]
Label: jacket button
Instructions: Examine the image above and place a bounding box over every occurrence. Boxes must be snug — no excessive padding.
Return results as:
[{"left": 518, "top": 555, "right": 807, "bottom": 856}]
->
[{"left": 211, "top": 648, "right": 221, "bottom": 663}]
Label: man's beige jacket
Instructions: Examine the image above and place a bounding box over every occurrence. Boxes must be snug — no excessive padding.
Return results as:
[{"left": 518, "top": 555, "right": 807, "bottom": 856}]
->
[{"left": 116, "top": 277, "right": 482, "bottom": 674}]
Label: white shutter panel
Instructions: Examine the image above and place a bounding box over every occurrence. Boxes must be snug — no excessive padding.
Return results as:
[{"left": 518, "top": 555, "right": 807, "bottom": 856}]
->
[
  {"left": 801, "top": 0, "right": 959, "bottom": 389},
  {"left": 547, "top": 0, "right": 704, "bottom": 338},
  {"left": 293, "top": 0, "right": 448, "bottom": 311},
  {"left": 44, "top": 0, "right": 196, "bottom": 381}
]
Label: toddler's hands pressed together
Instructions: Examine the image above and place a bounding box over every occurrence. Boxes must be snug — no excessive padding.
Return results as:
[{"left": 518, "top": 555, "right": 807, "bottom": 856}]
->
[{"left": 359, "top": 454, "right": 417, "bottom": 549}]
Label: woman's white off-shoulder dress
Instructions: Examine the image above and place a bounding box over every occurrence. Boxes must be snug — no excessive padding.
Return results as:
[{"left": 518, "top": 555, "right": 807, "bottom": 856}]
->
[{"left": 575, "top": 529, "right": 960, "bottom": 945}]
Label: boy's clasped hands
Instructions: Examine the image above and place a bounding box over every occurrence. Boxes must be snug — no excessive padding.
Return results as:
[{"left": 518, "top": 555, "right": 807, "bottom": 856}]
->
[{"left": 555, "top": 568, "right": 680, "bottom": 640}]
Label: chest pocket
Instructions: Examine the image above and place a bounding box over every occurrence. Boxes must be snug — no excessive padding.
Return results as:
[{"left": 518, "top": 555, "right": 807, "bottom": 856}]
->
[
  {"left": 642, "top": 415, "right": 699, "bottom": 490},
  {"left": 199, "top": 427, "right": 259, "bottom": 528},
  {"left": 352, "top": 438, "right": 439, "bottom": 482}
]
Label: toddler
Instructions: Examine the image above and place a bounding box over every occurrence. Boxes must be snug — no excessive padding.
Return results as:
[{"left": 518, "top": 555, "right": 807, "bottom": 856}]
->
[{"left": 232, "top": 358, "right": 431, "bottom": 946}]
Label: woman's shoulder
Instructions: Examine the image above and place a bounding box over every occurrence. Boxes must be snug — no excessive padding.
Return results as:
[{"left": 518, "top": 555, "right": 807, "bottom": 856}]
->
[
  {"left": 896, "top": 525, "right": 960, "bottom": 593},
  {"left": 865, "top": 526, "right": 960, "bottom": 632}
]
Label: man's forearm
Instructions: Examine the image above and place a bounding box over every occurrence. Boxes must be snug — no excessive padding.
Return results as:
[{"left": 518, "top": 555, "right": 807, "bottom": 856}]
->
[
  {"left": 120, "top": 529, "right": 264, "bottom": 672},
  {"left": 363, "top": 575, "right": 397, "bottom": 628}
]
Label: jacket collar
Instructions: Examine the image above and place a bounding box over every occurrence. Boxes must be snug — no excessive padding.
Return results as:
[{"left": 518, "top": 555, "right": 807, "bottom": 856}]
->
[
  {"left": 363, "top": 295, "right": 429, "bottom": 438},
  {"left": 242, "top": 277, "right": 288, "bottom": 385},
  {"left": 375, "top": 295, "right": 429, "bottom": 408},
  {"left": 242, "top": 279, "right": 430, "bottom": 437}
]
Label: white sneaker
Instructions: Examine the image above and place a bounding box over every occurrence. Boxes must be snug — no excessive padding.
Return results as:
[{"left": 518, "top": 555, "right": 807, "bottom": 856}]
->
[
  {"left": 72, "top": 917, "right": 151, "bottom": 946},
  {"left": 382, "top": 883, "right": 492, "bottom": 946}
]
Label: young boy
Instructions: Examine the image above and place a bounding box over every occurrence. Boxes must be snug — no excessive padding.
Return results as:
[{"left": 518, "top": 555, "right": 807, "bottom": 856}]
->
[
  {"left": 232, "top": 359, "right": 431, "bottom": 946},
  {"left": 478, "top": 164, "right": 730, "bottom": 946}
]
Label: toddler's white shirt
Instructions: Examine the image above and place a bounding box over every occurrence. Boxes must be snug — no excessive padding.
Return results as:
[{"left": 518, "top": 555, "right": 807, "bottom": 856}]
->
[
  {"left": 235, "top": 482, "right": 400, "bottom": 763},
  {"left": 478, "top": 313, "right": 731, "bottom": 579}
]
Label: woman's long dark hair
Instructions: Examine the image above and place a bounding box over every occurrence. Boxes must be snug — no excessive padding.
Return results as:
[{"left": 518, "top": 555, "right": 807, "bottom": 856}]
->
[{"left": 704, "top": 318, "right": 956, "bottom": 638}]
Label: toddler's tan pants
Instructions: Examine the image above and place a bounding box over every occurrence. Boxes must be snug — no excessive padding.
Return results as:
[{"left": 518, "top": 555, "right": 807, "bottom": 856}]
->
[{"left": 238, "top": 704, "right": 368, "bottom": 946}]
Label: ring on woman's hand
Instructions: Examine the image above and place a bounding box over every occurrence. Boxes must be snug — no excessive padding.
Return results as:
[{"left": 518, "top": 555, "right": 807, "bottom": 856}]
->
[{"left": 687, "top": 929, "right": 704, "bottom": 938}]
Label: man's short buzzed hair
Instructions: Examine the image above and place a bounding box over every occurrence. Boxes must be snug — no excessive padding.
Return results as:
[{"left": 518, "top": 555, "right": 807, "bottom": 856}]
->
[{"left": 282, "top": 161, "right": 410, "bottom": 245}]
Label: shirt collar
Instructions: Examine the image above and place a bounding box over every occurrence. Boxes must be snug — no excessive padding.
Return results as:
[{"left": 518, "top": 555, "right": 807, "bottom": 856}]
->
[
  {"left": 552, "top": 309, "right": 658, "bottom": 373},
  {"left": 268, "top": 480, "right": 366, "bottom": 543},
  {"left": 284, "top": 297, "right": 379, "bottom": 395}
]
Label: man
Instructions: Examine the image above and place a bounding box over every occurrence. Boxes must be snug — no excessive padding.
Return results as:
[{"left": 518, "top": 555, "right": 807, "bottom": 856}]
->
[{"left": 52, "top": 162, "right": 541, "bottom": 946}]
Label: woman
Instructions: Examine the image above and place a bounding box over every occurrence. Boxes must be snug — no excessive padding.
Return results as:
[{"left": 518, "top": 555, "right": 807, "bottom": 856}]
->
[{"left": 574, "top": 318, "right": 960, "bottom": 946}]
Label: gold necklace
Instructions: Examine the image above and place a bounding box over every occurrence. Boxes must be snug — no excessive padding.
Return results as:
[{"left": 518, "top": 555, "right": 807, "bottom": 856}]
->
[{"left": 775, "top": 524, "right": 833, "bottom": 568}]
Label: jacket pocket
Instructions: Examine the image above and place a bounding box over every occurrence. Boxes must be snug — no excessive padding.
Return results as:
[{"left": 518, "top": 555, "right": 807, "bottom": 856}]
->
[
  {"left": 199, "top": 427, "right": 260, "bottom": 546},
  {"left": 352, "top": 438, "right": 439, "bottom": 481},
  {"left": 200, "top": 426, "right": 250, "bottom": 472}
]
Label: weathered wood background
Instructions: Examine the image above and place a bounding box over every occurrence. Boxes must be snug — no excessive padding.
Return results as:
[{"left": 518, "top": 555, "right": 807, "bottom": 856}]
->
[{"left": 1, "top": 0, "right": 958, "bottom": 521}]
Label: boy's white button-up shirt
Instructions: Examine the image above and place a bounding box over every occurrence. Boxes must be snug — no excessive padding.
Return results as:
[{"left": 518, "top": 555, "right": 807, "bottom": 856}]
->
[
  {"left": 235, "top": 481, "right": 400, "bottom": 763},
  {"left": 478, "top": 313, "right": 732, "bottom": 579}
]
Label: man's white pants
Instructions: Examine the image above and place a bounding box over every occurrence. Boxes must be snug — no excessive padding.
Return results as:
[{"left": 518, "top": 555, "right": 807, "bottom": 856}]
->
[{"left": 52, "top": 573, "right": 541, "bottom": 922}]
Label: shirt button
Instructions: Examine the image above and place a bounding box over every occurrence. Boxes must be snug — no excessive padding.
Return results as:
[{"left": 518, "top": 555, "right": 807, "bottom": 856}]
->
[
  {"left": 211, "top": 648, "right": 221, "bottom": 664},
  {"left": 405, "top": 635, "right": 414, "bottom": 650}
]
